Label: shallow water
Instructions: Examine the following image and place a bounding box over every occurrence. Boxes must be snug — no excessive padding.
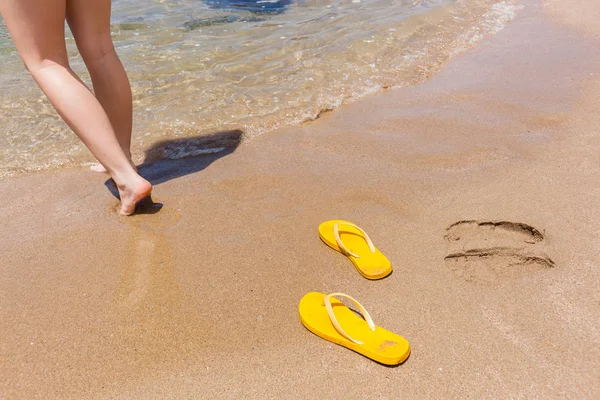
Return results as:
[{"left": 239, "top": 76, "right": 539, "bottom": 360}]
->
[{"left": 0, "top": 0, "right": 518, "bottom": 178}]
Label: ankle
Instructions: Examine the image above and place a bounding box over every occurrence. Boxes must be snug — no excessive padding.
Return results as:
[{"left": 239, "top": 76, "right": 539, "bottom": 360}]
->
[{"left": 111, "top": 168, "right": 141, "bottom": 189}]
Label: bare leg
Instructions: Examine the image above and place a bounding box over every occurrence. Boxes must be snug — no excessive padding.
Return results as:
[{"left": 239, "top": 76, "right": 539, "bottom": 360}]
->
[
  {"left": 65, "top": 0, "right": 135, "bottom": 173},
  {"left": 1, "top": 0, "right": 151, "bottom": 215}
]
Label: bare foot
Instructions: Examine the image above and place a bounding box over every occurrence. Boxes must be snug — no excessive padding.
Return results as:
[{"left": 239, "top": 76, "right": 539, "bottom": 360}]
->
[{"left": 117, "top": 177, "right": 153, "bottom": 216}]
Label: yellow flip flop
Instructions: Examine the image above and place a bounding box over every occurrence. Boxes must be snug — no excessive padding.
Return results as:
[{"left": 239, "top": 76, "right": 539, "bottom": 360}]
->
[
  {"left": 299, "top": 292, "right": 410, "bottom": 365},
  {"left": 318, "top": 220, "right": 392, "bottom": 279}
]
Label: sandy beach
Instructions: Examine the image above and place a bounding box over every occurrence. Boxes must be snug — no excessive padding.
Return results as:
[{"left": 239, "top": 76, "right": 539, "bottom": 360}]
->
[{"left": 1, "top": 0, "right": 599, "bottom": 398}]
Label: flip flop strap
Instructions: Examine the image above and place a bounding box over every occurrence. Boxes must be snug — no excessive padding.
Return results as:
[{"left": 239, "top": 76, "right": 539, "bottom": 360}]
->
[
  {"left": 333, "top": 222, "right": 376, "bottom": 259},
  {"left": 324, "top": 293, "right": 376, "bottom": 345}
]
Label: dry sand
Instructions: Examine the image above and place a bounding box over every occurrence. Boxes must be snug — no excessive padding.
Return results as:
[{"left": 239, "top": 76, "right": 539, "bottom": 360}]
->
[{"left": 1, "top": 0, "right": 599, "bottom": 398}]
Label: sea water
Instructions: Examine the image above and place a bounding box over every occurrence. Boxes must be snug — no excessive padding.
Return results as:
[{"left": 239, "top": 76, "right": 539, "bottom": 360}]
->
[{"left": 0, "top": 0, "right": 518, "bottom": 178}]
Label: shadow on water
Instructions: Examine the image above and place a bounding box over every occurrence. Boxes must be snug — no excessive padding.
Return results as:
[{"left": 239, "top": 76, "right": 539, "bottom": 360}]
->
[
  {"left": 183, "top": 0, "right": 293, "bottom": 30},
  {"left": 104, "top": 129, "right": 243, "bottom": 210},
  {"left": 204, "top": 0, "right": 293, "bottom": 14}
]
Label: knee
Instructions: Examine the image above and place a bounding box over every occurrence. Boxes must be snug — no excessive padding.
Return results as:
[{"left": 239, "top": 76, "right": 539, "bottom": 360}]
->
[
  {"left": 76, "top": 35, "right": 116, "bottom": 64},
  {"left": 23, "top": 56, "right": 70, "bottom": 75}
]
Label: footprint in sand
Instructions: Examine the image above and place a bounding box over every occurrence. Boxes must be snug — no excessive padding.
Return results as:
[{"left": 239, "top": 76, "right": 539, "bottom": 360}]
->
[
  {"left": 444, "top": 220, "right": 554, "bottom": 284},
  {"left": 115, "top": 206, "right": 182, "bottom": 309}
]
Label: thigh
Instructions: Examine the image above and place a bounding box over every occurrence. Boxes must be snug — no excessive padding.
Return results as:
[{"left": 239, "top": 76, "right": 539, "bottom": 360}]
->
[
  {"left": 66, "top": 0, "right": 114, "bottom": 61},
  {"left": 0, "top": 0, "right": 67, "bottom": 69}
]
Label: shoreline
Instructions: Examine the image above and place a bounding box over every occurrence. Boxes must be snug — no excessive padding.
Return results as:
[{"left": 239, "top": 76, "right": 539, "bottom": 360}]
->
[
  {"left": 1, "top": 0, "right": 599, "bottom": 398},
  {"left": 0, "top": 0, "right": 519, "bottom": 180}
]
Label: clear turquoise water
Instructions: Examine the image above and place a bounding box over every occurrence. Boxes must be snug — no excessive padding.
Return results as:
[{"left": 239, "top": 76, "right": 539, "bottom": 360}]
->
[{"left": 0, "top": 0, "right": 519, "bottom": 177}]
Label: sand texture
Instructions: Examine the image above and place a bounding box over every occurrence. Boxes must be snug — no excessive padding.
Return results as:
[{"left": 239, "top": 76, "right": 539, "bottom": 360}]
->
[{"left": 1, "top": 0, "right": 599, "bottom": 398}]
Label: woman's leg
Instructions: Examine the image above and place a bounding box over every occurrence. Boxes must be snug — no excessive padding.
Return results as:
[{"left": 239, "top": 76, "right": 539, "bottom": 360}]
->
[
  {"left": 66, "top": 0, "right": 135, "bottom": 173},
  {"left": 0, "top": 0, "right": 151, "bottom": 215}
]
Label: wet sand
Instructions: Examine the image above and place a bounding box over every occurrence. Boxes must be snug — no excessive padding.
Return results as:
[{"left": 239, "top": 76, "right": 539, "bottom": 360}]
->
[{"left": 1, "top": 0, "right": 599, "bottom": 398}]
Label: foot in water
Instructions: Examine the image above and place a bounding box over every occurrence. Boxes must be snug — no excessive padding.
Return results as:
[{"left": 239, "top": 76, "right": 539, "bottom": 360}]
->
[{"left": 117, "top": 177, "right": 153, "bottom": 216}]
